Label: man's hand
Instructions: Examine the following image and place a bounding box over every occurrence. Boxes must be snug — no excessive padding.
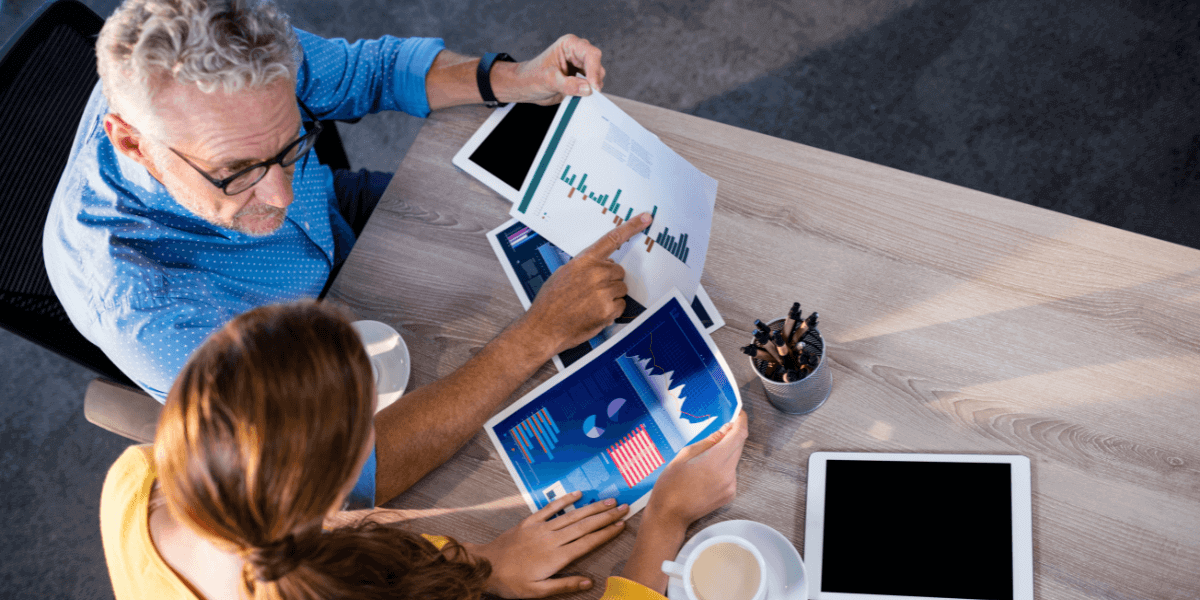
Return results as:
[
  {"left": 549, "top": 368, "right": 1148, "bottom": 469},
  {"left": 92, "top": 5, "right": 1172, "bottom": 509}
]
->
[
  {"left": 520, "top": 212, "right": 652, "bottom": 355},
  {"left": 466, "top": 491, "right": 628, "bottom": 598},
  {"left": 495, "top": 34, "right": 606, "bottom": 105}
]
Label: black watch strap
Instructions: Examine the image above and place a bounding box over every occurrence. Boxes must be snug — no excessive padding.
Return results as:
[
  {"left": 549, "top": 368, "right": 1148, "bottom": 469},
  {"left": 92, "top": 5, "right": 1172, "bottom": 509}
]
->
[{"left": 477, "top": 52, "right": 515, "bottom": 108}]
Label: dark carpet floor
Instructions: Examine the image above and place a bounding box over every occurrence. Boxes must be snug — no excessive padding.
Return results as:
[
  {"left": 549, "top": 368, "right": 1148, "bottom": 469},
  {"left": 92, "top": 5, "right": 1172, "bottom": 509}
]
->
[{"left": 0, "top": 0, "right": 1196, "bottom": 597}]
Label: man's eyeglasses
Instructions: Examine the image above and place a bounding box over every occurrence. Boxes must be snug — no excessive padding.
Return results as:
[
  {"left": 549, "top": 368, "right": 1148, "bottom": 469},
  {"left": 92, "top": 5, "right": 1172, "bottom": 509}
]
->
[{"left": 171, "top": 97, "right": 323, "bottom": 196}]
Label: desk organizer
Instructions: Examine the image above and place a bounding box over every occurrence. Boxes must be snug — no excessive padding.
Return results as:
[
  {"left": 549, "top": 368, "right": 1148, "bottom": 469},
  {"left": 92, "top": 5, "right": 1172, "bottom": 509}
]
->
[{"left": 750, "top": 317, "right": 832, "bottom": 414}]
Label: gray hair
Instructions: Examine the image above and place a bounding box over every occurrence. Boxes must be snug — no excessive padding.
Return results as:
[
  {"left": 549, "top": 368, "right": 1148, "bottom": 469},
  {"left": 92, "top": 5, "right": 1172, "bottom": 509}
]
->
[{"left": 96, "top": 0, "right": 300, "bottom": 134}]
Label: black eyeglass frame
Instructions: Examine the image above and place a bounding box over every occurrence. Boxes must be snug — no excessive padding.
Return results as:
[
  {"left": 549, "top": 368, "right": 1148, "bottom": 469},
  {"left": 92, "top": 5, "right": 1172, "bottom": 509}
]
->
[{"left": 170, "top": 96, "right": 323, "bottom": 196}]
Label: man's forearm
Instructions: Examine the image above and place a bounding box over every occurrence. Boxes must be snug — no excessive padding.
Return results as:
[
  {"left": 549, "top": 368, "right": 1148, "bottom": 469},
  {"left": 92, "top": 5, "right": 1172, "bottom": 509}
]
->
[
  {"left": 427, "top": 49, "right": 530, "bottom": 111},
  {"left": 372, "top": 316, "right": 556, "bottom": 503},
  {"left": 424, "top": 49, "right": 522, "bottom": 111}
]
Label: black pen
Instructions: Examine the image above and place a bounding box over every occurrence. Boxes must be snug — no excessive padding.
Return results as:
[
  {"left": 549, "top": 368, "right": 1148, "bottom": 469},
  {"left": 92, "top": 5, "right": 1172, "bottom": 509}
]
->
[
  {"left": 757, "top": 338, "right": 784, "bottom": 365},
  {"left": 754, "top": 319, "right": 772, "bottom": 335},
  {"left": 788, "top": 320, "right": 809, "bottom": 346},
  {"left": 741, "top": 344, "right": 778, "bottom": 365},
  {"left": 762, "top": 361, "right": 780, "bottom": 379},
  {"left": 772, "top": 330, "right": 799, "bottom": 371},
  {"left": 753, "top": 329, "right": 771, "bottom": 347},
  {"left": 784, "top": 302, "right": 801, "bottom": 340}
]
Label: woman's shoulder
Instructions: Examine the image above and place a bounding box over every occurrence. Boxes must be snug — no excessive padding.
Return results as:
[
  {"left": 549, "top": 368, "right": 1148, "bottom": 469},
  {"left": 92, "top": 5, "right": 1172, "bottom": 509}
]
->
[{"left": 101, "top": 445, "right": 156, "bottom": 512}]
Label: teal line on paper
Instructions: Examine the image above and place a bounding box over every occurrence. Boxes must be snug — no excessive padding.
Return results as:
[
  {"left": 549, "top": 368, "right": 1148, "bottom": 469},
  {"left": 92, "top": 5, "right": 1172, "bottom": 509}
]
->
[{"left": 518, "top": 95, "right": 582, "bottom": 214}]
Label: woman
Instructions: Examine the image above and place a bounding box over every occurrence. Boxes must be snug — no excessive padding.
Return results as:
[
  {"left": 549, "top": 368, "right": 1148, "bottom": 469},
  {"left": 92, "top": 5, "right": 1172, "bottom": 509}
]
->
[{"left": 100, "top": 301, "right": 749, "bottom": 599}]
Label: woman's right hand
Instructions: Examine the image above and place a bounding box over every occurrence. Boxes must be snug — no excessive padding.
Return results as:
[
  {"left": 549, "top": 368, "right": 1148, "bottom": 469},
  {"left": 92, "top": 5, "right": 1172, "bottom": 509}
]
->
[
  {"left": 648, "top": 409, "right": 749, "bottom": 530},
  {"left": 618, "top": 410, "right": 749, "bottom": 593}
]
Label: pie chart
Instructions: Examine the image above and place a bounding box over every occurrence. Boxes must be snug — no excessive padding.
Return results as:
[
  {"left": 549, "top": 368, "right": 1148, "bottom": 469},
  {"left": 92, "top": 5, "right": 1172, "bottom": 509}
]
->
[
  {"left": 583, "top": 414, "right": 604, "bottom": 438},
  {"left": 608, "top": 398, "right": 626, "bottom": 419}
]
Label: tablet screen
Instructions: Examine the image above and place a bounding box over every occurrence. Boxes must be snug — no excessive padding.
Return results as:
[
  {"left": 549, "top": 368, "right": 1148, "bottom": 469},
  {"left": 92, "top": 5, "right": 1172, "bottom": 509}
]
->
[
  {"left": 467, "top": 102, "right": 559, "bottom": 191},
  {"left": 822, "top": 460, "right": 1014, "bottom": 600}
]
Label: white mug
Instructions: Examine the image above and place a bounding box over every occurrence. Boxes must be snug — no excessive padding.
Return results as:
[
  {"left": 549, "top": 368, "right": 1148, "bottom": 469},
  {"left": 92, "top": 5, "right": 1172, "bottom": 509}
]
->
[
  {"left": 349, "top": 320, "right": 408, "bottom": 412},
  {"left": 662, "top": 534, "right": 768, "bottom": 600}
]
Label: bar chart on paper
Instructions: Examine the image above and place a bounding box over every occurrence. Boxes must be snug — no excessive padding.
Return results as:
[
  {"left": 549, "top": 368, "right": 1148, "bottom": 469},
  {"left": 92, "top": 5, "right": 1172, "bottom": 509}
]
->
[
  {"left": 558, "top": 164, "right": 692, "bottom": 265},
  {"left": 512, "top": 94, "right": 716, "bottom": 305},
  {"left": 509, "top": 408, "right": 561, "bottom": 464}
]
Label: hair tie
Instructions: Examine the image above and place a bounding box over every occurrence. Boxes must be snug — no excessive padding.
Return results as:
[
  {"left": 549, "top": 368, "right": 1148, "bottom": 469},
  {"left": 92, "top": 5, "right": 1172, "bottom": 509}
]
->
[{"left": 246, "top": 534, "right": 302, "bottom": 582}]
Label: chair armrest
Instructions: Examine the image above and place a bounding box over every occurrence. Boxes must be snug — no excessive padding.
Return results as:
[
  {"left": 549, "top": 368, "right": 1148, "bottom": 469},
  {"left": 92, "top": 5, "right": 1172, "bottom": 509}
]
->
[{"left": 84, "top": 378, "right": 162, "bottom": 443}]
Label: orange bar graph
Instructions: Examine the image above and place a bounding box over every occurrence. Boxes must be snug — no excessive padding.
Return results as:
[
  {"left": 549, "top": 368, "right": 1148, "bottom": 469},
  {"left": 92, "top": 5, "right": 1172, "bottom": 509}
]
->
[
  {"left": 568, "top": 187, "right": 575, "bottom": 198},
  {"left": 646, "top": 239, "right": 655, "bottom": 252}
]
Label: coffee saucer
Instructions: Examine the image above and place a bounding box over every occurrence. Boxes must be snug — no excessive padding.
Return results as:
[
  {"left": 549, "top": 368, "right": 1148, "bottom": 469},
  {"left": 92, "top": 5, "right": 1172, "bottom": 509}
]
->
[
  {"left": 350, "top": 320, "right": 410, "bottom": 413},
  {"left": 667, "top": 520, "right": 807, "bottom": 600}
]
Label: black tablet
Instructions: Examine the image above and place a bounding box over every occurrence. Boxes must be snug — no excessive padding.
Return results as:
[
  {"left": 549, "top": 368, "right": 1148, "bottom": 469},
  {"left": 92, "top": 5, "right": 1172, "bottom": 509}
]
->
[{"left": 804, "top": 452, "right": 1033, "bottom": 600}]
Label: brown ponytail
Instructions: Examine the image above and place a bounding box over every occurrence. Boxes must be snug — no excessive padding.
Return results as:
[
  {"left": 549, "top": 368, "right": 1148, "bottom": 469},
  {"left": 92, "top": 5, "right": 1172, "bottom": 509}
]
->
[{"left": 154, "top": 301, "right": 490, "bottom": 600}]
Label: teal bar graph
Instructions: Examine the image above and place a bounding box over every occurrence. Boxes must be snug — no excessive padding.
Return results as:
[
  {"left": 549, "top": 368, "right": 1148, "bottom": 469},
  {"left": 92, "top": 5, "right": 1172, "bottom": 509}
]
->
[
  {"left": 654, "top": 227, "right": 691, "bottom": 265},
  {"left": 558, "top": 165, "right": 690, "bottom": 265}
]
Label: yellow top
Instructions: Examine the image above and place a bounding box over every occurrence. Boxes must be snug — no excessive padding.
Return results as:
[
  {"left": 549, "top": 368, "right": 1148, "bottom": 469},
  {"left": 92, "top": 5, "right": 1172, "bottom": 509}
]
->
[{"left": 100, "top": 445, "right": 665, "bottom": 600}]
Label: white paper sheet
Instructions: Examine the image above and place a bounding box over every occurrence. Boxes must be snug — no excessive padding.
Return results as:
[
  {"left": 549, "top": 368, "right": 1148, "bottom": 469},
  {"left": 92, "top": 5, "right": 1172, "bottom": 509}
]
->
[{"left": 511, "top": 93, "right": 717, "bottom": 306}]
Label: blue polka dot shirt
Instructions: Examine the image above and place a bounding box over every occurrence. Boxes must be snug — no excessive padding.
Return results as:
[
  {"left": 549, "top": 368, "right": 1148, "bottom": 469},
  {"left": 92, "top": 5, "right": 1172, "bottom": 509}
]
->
[{"left": 43, "top": 29, "right": 446, "bottom": 402}]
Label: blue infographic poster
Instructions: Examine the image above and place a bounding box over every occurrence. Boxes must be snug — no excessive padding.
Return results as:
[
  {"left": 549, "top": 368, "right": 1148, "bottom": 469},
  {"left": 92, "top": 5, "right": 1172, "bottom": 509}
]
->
[
  {"left": 485, "top": 291, "right": 741, "bottom": 516},
  {"left": 486, "top": 218, "right": 725, "bottom": 371}
]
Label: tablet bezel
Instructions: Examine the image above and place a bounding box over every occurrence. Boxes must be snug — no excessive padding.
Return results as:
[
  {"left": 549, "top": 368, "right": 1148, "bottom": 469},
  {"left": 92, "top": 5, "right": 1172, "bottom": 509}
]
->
[
  {"left": 804, "top": 452, "right": 1033, "bottom": 600},
  {"left": 451, "top": 102, "right": 524, "bottom": 203}
]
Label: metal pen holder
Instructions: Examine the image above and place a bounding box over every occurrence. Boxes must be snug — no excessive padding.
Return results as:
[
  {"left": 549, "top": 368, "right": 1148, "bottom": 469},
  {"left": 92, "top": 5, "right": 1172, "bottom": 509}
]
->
[{"left": 750, "top": 317, "right": 832, "bottom": 414}]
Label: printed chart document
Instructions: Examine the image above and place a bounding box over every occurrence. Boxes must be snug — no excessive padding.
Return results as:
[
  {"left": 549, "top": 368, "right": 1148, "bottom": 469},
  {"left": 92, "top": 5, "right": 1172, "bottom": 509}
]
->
[
  {"left": 485, "top": 291, "right": 742, "bottom": 517},
  {"left": 511, "top": 93, "right": 718, "bottom": 306},
  {"left": 487, "top": 218, "right": 725, "bottom": 371}
]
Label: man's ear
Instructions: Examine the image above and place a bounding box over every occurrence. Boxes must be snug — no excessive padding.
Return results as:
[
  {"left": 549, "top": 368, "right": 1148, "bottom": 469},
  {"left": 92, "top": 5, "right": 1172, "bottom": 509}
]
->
[{"left": 103, "top": 113, "right": 154, "bottom": 170}]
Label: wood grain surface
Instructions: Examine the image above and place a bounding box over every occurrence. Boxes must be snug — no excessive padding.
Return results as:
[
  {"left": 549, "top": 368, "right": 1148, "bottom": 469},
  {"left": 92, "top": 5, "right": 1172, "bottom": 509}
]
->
[{"left": 326, "top": 97, "right": 1200, "bottom": 600}]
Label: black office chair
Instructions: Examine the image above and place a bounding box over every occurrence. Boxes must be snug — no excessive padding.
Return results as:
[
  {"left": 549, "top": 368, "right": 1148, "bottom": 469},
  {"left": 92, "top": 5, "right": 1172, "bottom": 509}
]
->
[{"left": 0, "top": 0, "right": 353, "bottom": 443}]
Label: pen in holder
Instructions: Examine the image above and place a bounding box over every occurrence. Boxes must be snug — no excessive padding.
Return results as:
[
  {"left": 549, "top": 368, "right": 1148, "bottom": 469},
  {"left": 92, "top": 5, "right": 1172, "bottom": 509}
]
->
[{"left": 750, "top": 317, "right": 832, "bottom": 414}]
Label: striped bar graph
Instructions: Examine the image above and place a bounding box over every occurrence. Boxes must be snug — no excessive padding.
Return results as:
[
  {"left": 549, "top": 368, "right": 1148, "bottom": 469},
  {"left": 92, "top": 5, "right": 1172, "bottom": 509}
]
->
[
  {"left": 510, "top": 408, "right": 560, "bottom": 464},
  {"left": 605, "top": 424, "right": 665, "bottom": 488}
]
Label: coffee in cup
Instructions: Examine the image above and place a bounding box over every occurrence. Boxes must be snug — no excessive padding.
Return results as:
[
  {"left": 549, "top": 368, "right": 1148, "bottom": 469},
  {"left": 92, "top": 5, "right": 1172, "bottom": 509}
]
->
[
  {"left": 691, "top": 541, "right": 762, "bottom": 600},
  {"left": 662, "top": 534, "right": 767, "bottom": 600}
]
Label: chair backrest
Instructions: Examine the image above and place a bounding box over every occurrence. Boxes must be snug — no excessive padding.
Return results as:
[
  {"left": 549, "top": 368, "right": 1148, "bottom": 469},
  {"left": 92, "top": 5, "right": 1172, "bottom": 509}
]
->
[{"left": 0, "top": 0, "right": 133, "bottom": 386}]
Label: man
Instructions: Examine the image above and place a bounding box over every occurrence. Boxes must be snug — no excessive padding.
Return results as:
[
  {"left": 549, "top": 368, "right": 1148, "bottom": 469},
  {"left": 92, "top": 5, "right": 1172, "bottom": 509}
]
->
[{"left": 45, "top": 0, "right": 648, "bottom": 510}]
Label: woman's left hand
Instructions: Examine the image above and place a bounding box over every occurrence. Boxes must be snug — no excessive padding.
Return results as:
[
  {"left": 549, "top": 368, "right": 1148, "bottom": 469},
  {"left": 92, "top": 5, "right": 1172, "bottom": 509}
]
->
[{"left": 466, "top": 490, "right": 628, "bottom": 597}]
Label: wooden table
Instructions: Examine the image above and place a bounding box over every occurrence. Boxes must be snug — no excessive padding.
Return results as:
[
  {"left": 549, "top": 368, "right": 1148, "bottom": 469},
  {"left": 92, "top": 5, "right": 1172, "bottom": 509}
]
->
[{"left": 326, "top": 97, "right": 1200, "bottom": 600}]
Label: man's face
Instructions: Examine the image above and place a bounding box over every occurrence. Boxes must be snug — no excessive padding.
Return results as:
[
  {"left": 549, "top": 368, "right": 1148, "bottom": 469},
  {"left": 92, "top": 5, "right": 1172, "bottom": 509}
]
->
[{"left": 139, "top": 79, "right": 301, "bottom": 236}]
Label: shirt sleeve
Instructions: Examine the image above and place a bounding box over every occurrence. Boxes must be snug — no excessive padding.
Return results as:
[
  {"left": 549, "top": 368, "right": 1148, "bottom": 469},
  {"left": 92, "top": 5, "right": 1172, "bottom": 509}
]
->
[
  {"left": 344, "top": 445, "right": 377, "bottom": 510},
  {"left": 100, "top": 295, "right": 245, "bottom": 401},
  {"left": 293, "top": 28, "right": 445, "bottom": 120},
  {"left": 599, "top": 577, "right": 669, "bottom": 600}
]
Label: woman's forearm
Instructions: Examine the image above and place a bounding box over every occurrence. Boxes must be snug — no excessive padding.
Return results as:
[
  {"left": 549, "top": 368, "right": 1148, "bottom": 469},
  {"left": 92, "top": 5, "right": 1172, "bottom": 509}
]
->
[{"left": 619, "top": 510, "right": 689, "bottom": 594}]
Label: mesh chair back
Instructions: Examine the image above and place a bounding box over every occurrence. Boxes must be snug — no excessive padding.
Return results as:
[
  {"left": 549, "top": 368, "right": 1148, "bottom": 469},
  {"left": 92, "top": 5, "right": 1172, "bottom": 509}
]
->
[{"left": 0, "top": 0, "right": 133, "bottom": 386}]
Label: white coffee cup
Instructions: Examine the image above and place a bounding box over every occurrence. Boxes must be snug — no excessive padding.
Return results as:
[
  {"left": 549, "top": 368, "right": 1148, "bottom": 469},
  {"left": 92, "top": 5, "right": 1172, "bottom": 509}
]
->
[
  {"left": 350, "top": 320, "right": 410, "bottom": 412},
  {"left": 662, "top": 534, "right": 768, "bottom": 600}
]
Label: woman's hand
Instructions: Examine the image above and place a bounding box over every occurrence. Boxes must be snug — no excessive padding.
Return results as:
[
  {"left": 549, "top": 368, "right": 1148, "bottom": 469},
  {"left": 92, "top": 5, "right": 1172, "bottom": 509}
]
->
[
  {"left": 648, "top": 409, "right": 749, "bottom": 530},
  {"left": 619, "top": 410, "right": 750, "bottom": 593},
  {"left": 467, "top": 491, "right": 628, "bottom": 598}
]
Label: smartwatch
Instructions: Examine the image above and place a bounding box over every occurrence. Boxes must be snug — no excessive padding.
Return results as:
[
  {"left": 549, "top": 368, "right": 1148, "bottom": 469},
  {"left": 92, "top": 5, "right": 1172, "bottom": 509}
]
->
[{"left": 477, "top": 52, "right": 515, "bottom": 108}]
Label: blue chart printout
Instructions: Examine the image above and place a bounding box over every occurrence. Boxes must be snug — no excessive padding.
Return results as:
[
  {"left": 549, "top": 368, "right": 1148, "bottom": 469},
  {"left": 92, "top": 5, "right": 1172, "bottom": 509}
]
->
[
  {"left": 485, "top": 291, "right": 741, "bottom": 516},
  {"left": 486, "top": 218, "right": 724, "bottom": 371}
]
